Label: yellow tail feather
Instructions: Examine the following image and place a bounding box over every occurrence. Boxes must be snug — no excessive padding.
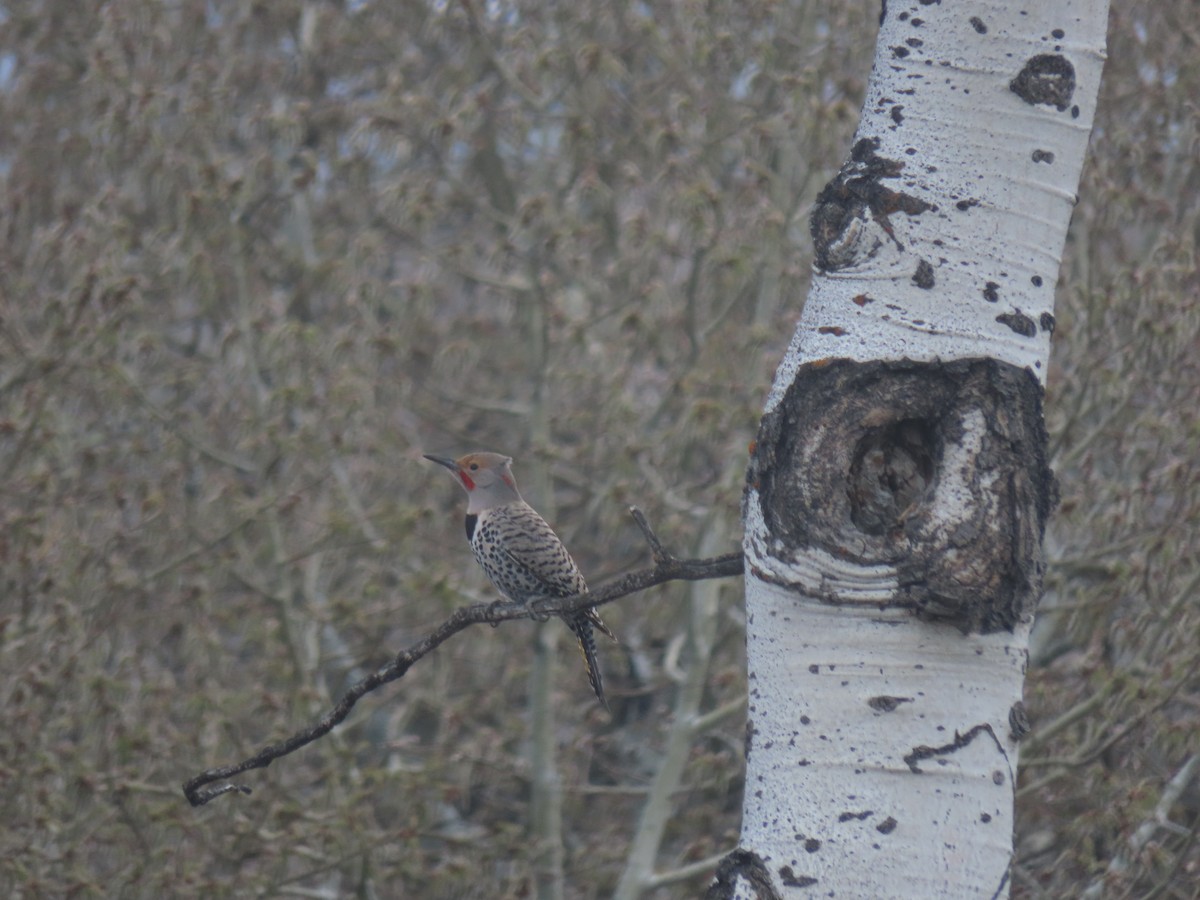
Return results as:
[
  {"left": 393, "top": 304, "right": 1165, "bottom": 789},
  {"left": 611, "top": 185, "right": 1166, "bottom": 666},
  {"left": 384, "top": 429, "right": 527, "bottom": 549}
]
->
[{"left": 568, "top": 614, "right": 608, "bottom": 710}]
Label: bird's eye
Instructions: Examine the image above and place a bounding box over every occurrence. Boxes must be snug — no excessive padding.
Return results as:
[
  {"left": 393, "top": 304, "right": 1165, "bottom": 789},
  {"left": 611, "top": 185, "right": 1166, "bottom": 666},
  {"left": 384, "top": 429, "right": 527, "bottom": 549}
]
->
[{"left": 469, "top": 463, "right": 479, "bottom": 471}]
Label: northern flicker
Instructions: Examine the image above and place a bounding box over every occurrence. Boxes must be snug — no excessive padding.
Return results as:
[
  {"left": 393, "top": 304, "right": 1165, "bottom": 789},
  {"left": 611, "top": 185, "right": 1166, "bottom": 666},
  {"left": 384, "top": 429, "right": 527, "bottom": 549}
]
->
[{"left": 424, "top": 451, "right": 616, "bottom": 709}]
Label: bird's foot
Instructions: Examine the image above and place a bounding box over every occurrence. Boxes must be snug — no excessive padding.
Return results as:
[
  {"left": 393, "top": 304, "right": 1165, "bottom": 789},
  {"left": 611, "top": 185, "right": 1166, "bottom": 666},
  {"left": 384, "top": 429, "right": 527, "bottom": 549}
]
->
[
  {"left": 485, "top": 599, "right": 506, "bottom": 628},
  {"left": 526, "top": 598, "right": 553, "bottom": 622}
]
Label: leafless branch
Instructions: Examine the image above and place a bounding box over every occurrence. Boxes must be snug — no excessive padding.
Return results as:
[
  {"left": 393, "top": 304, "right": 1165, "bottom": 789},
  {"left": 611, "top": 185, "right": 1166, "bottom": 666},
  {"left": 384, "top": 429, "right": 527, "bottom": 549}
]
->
[{"left": 182, "top": 507, "right": 743, "bottom": 807}]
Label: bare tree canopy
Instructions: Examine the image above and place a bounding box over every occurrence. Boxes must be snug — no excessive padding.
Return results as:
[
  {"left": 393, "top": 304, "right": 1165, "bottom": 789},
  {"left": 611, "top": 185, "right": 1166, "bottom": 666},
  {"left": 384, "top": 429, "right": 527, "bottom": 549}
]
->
[{"left": 1, "top": 2, "right": 1196, "bottom": 897}]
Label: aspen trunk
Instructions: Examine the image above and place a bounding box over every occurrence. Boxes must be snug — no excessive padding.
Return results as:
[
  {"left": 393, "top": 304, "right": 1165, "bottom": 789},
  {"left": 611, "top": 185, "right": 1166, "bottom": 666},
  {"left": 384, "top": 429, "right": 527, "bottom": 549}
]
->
[{"left": 716, "top": 3, "right": 1111, "bottom": 897}]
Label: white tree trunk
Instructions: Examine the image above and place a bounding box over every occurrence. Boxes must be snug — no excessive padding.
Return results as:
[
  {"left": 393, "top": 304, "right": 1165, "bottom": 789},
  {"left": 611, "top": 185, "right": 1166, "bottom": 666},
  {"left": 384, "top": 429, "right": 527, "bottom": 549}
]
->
[{"left": 719, "top": 2, "right": 1110, "bottom": 898}]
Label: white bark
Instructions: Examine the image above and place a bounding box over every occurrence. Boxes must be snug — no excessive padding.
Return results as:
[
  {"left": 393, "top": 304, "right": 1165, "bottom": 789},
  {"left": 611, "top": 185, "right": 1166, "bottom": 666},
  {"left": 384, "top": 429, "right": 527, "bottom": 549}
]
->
[
  {"left": 733, "top": 2, "right": 1110, "bottom": 897},
  {"left": 766, "top": 1, "right": 1108, "bottom": 412},
  {"left": 742, "top": 588, "right": 1030, "bottom": 896}
]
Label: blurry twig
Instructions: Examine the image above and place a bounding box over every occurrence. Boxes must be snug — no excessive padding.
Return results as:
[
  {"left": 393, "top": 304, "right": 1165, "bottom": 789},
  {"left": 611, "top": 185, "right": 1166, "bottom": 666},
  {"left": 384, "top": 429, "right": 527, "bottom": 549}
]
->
[
  {"left": 330, "top": 455, "right": 386, "bottom": 550},
  {"left": 642, "top": 851, "right": 733, "bottom": 892},
  {"left": 110, "top": 363, "right": 257, "bottom": 474},
  {"left": 1079, "top": 753, "right": 1200, "bottom": 899},
  {"left": 462, "top": 0, "right": 549, "bottom": 110},
  {"left": 182, "top": 507, "right": 744, "bottom": 807}
]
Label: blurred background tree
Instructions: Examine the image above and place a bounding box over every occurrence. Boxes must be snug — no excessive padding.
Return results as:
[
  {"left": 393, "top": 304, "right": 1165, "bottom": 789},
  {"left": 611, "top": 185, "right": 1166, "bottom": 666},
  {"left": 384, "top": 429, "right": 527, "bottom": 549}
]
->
[{"left": 0, "top": 1, "right": 1194, "bottom": 897}]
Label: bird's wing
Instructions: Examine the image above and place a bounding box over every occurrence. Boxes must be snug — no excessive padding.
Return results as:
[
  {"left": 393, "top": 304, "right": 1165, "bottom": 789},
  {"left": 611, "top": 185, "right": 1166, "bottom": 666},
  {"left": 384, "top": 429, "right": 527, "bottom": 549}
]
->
[
  {"left": 497, "top": 505, "right": 617, "bottom": 642},
  {"left": 495, "top": 506, "right": 587, "bottom": 597}
]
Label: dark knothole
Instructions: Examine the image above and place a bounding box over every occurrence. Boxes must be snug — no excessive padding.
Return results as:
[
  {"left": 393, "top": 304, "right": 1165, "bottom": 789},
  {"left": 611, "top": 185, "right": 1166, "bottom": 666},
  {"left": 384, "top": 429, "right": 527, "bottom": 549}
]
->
[{"left": 849, "top": 419, "right": 937, "bottom": 536}]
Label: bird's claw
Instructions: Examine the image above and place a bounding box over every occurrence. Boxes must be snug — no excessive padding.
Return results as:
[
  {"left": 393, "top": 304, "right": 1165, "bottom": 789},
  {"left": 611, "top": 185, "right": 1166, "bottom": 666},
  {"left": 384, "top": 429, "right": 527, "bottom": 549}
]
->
[
  {"left": 486, "top": 599, "right": 505, "bottom": 628},
  {"left": 527, "top": 598, "right": 552, "bottom": 622}
]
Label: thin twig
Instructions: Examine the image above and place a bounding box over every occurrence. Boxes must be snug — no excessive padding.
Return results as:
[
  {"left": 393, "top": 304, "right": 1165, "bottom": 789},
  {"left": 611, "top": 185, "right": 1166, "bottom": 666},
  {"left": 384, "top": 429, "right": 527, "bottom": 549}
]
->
[
  {"left": 629, "top": 506, "right": 670, "bottom": 564},
  {"left": 110, "top": 362, "right": 257, "bottom": 474},
  {"left": 642, "top": 850, "right": 732, "bottom": 891},
  {"left": 1079, "top": 753, "right": 1200, "bottom": 899},
  {"left": 182, "top": 509, "right": 743, "bottom": 807},
  {"left": 462, "top": 0, "right": 548, "bottom": 110}
]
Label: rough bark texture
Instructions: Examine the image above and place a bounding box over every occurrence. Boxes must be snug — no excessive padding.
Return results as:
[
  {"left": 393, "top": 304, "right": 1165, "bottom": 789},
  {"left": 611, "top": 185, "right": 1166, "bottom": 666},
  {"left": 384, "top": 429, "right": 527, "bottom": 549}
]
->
[
  {"left": 705, "top": 849, "right": 785, "bottom": 900},
  {"left": 746, "top": 358, "right": 1057, "bottom": 633}
]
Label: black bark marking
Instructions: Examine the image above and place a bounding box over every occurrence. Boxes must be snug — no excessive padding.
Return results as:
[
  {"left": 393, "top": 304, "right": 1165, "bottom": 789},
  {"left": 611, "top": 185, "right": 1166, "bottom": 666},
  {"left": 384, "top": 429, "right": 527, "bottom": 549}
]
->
[
  {"left": 706, "top": 849, "right": 785, "bottom": 900},
  {"left": 903, "top": 722, "right": 1004, "bottom": 773},
  {"left": 983, "top": 281, "right": 1000, "bottom": 303},
  {"left": 868, "top": 695, "right": 914, "bottom": 712},
  {"left": 1010, "top": 54, "right": 1075, "bottom": 111},
  {"left": 1031, "top": 149, "right": 1055, "bottom": 164},
  {"left": 1039, "top": 312, "right": 1056, "bottom": 334},
  {"left": 810, "top": 137, "right": 932, "bottom": 272},
  {"left": 876, "top": 816, "right": 898, "bottom": 834},
  {"left": 838, "top": 809, "right": 875, "bottom": 822},
  {"left": 747, "top": 359, "right": 1057, "bottom": 632},
  {"left": 778, "top": 866, "right": 819, "bottom": 889},
  {"left": 996, "top": 311, "right": 1037, "bottom": 337},
  {"left": 913, "top": 258, "right": 936, "bottom": 288},
  {"left": 969, "top": 17, "right": 987, "bottom": 34}
]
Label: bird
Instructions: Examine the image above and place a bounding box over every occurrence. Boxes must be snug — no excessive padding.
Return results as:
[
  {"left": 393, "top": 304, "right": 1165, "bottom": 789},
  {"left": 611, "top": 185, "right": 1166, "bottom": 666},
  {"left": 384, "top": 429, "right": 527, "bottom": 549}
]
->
[{"left": 423, "top": 451, "right": 616, "bottom": 709}]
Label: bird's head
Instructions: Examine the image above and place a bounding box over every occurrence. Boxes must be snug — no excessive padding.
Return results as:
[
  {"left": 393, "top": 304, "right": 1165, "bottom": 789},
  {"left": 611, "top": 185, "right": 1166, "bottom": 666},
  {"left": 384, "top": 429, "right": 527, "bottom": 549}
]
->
[{"left": 424, "top": 451, "right": 522, "bottom": 510}]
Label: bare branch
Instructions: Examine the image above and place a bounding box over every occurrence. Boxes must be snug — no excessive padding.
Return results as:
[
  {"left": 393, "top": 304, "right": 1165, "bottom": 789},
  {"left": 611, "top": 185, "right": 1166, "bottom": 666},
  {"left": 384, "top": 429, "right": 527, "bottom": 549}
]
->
[{"left": 182, "top": 510, "right": 743, "bottom": 807}]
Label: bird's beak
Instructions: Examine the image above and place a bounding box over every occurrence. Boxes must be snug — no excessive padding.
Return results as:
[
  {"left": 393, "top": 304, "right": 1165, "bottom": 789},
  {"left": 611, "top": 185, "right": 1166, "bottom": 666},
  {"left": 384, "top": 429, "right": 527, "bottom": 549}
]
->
[{"left": 423, "top": 454, "right": 458, "bottom": 472}]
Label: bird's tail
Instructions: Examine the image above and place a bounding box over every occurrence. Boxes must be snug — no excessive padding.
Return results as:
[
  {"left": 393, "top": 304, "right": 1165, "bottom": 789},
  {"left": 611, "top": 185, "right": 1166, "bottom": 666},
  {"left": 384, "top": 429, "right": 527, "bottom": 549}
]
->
[
  {"left": 567, "top": 613, "right": 608, "bottom": 710},
  {"left": 586, "top": 606, "right": 617, "bottom": 643}
]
